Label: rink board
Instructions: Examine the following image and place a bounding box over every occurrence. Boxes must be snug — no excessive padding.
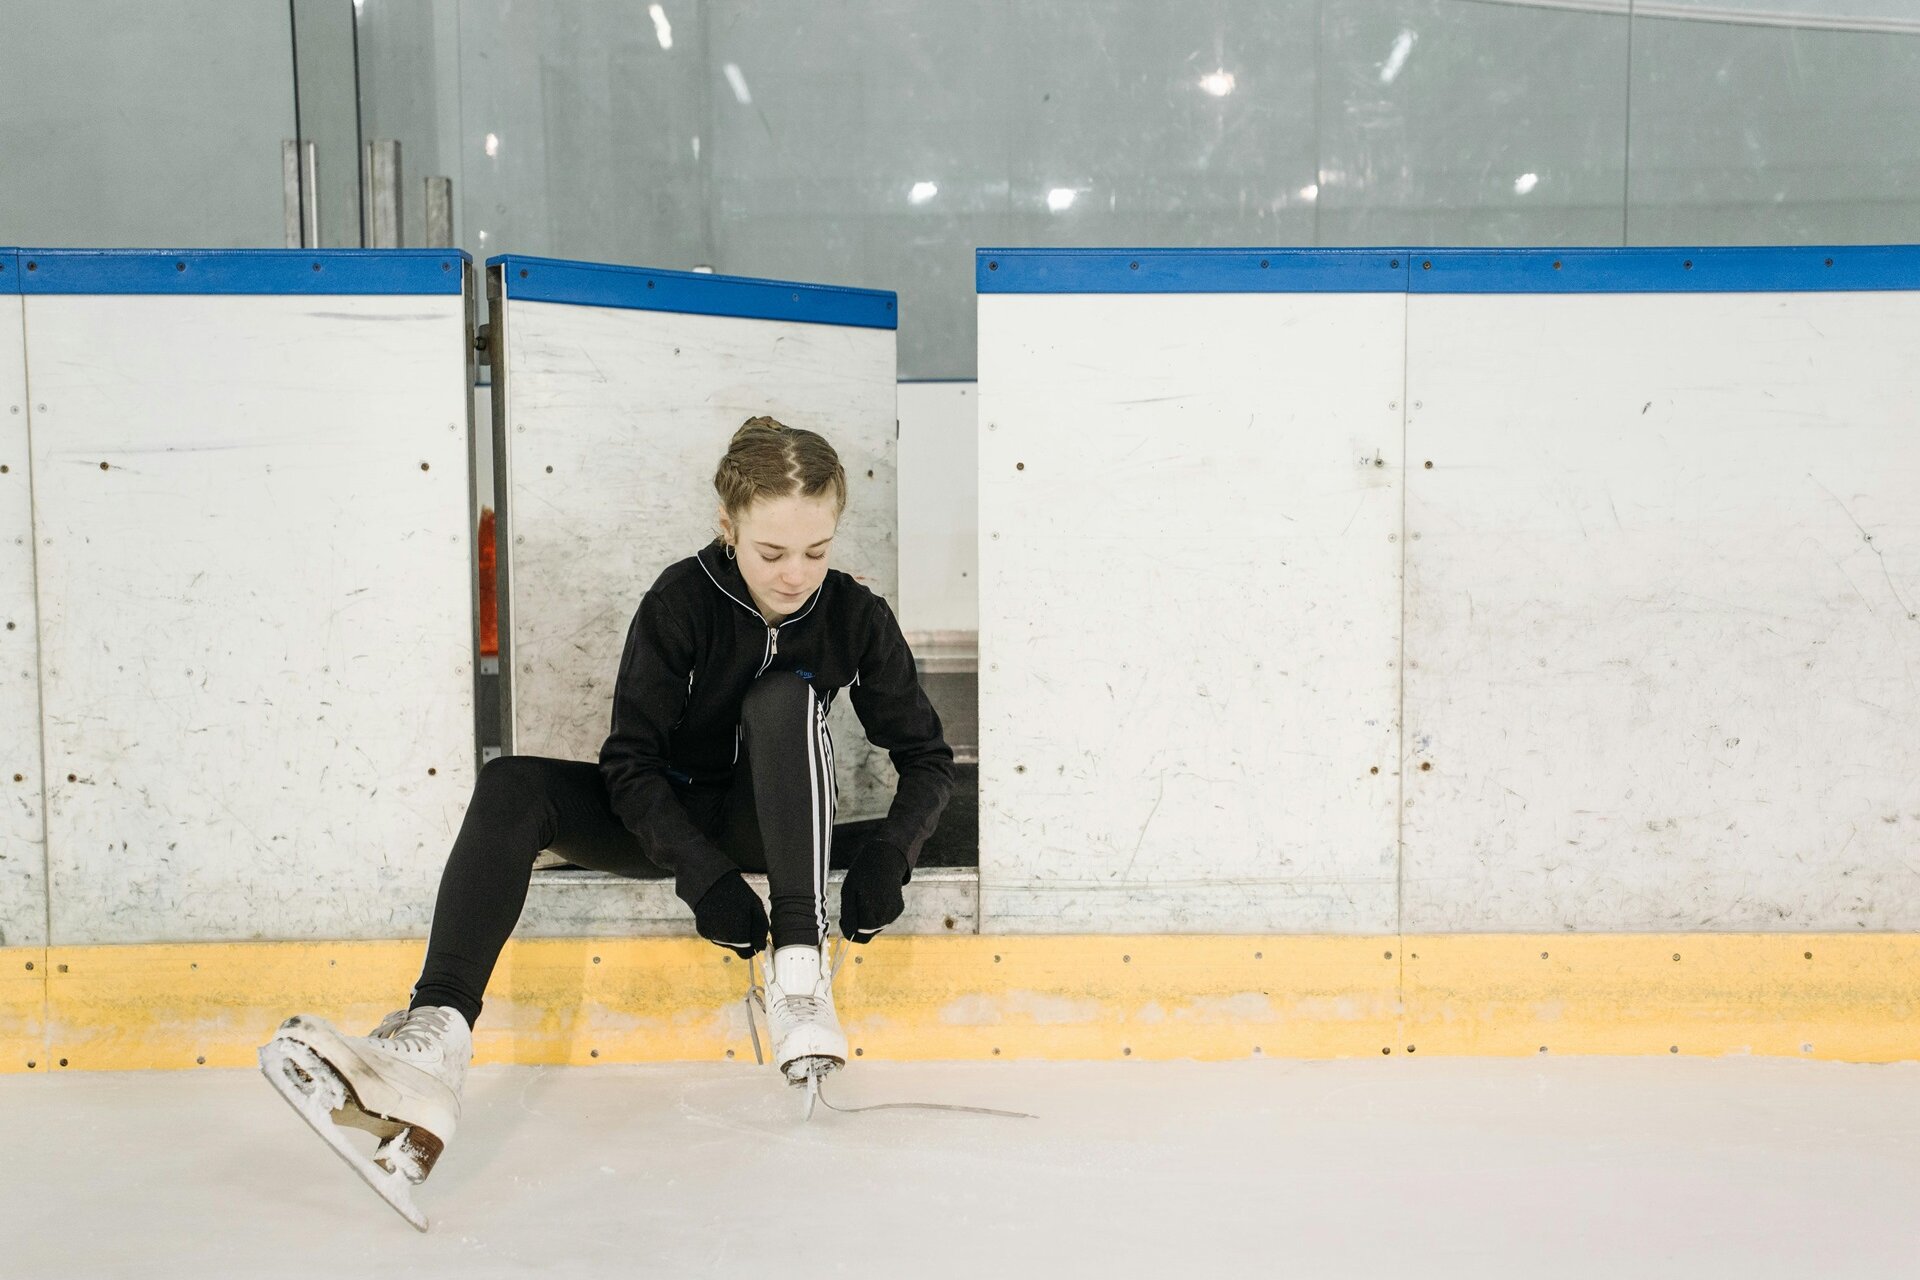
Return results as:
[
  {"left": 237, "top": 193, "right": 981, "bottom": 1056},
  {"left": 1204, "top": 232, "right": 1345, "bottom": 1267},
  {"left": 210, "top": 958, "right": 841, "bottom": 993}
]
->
[
  {"left": 977, "top": 246, "right": 1920, "bottom": 935},
  {"left": 976, "top": 275, "right": 1406, "bottom": 933},
  {"left": 17, "top": 250, "right": 480, "bottom": 945},
  {"left": 4, "top": 933, "right": 1916, "bottom": 1074},
  {"left": 0, "top": 251, "right": 42, "bottom": 949},
  {"left": 1402, "top": 281, "right": 1920, "bottom": 931},
  {"left": 487, "top": 256, "right": 902, "bottom": 839}
]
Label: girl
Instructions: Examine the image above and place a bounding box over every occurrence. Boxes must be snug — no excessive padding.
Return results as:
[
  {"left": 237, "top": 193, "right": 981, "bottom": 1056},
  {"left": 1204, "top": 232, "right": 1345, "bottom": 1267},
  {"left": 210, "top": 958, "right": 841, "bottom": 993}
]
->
[{"left": 262, "top": 417, "right": 956, "bottom": 1212}]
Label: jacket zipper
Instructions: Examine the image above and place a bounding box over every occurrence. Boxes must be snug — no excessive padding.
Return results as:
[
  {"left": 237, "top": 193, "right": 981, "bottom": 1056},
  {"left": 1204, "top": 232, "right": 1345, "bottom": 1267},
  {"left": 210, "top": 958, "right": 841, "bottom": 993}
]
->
[{"left": 755, "top": 624, "right": 779, "bottom": 676}]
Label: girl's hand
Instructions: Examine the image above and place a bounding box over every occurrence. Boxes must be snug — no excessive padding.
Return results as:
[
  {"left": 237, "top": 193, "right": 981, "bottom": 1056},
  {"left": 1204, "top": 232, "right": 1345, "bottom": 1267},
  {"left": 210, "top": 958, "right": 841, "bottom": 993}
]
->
[
  {"left": 839, "top": 843, "right": 909, "bottom": 943},
  {"left": 692, "top": 871, "right": 769, "bottom": 958}
]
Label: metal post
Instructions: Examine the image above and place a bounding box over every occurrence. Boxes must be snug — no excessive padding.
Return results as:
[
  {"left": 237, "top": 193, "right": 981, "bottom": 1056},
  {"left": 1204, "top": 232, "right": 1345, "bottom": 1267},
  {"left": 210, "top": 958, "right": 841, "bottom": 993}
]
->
[
  {"left": 301, "top": 142, "right": 320, "bottom": 248},
  {"left": 423, "top": 176, "right": 454, "bottom": 248},
  {"left": 282, "top": 141, "right": 303, "bottom": 248},
  {"left": 366, "top": 139, "right": 402, "bottom": 248}
]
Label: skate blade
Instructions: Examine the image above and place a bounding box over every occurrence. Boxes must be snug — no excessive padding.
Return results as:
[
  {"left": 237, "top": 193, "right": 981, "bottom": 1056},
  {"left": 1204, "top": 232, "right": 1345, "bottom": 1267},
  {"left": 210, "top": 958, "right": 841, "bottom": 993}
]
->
[
  {"left": 781, "top": 1055, "right": 842, "bottom": 1121},
  {"left": 258, "top": 1038, "right": 429, "bottom": 1232}
]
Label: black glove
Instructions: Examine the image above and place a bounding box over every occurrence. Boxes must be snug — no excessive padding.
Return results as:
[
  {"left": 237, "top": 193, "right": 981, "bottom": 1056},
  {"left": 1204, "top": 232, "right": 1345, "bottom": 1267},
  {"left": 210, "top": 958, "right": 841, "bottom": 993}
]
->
[
  {"left": 692, "top": 871, "right": 768, "bottom": 958},
  {"left": 839, "top": 843, "right": 910, "bottom": 943}
]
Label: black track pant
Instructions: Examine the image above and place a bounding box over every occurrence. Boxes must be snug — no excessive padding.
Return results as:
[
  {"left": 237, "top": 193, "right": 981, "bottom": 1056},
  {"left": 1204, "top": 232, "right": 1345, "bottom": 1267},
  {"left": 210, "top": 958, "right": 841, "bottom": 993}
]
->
[{"left": 408, "top": 670, "right": 839, "bottom": 1030}]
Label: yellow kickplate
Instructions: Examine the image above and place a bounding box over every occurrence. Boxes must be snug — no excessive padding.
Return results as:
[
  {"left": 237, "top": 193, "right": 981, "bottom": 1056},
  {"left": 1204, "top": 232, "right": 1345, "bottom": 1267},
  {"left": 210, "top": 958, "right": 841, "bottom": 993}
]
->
[
  {"left": 1403, "top": 933, "right": 1920, "bottom": 1061},
  {"left": 2, "top": 947, "right": 48, "bottom": 1074},
  {"left": 28, "top": 934, "right": 1920, "bottom": 1072}
]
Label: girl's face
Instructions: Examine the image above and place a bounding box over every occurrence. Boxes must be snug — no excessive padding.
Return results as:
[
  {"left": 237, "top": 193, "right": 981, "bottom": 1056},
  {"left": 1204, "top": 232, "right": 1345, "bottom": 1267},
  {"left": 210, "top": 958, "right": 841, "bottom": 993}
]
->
[{"left": 719, "top": 492, "right": 840, "bottom": 623}]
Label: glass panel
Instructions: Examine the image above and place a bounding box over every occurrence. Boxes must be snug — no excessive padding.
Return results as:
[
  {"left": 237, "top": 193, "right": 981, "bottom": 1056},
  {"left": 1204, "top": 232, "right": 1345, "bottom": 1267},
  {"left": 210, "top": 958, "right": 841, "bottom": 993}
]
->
[
  {"left": 1318, "top": 0, "right": 1630, "bottom": 248},
  {"left": 346, "top": 1, "right": 1920, "bottom": 377},
  {"left": 453, "top": 1, "right": 711, "bottom": 272},
  {"left": 1625, "top": 10, "right": 1920, "bottom": 244},
  {"left": 707, "top": 1, "right": 1017, "bottom": 378},
  {"left": 352, "top": 0, "right": 465, "bottom": 251},
  {"left": 292, "top": 0, "right": 364, "bottom": 248},
  {"left": 0, "top": 0, "right": 298, "bottom": 247}
]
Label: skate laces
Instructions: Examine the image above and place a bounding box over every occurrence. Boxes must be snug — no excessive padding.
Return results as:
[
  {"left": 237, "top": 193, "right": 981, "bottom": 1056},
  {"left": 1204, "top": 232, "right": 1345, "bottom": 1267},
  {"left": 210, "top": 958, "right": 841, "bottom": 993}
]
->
[{"left": 372, "top": 1006, "right": 454, "bottom": 1054}]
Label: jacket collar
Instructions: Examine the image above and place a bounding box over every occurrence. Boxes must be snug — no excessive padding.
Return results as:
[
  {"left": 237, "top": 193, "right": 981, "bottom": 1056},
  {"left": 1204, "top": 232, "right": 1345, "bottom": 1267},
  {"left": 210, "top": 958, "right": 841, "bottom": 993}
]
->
[{"left": 696, "top": 538, "right": 822, "bottom": 627}]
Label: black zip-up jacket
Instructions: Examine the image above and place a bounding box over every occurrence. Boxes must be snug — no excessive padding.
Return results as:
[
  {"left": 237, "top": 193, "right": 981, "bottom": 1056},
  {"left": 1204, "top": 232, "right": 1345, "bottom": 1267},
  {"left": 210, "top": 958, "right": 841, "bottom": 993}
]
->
[{"left": 599, "top": 538, "right": 955, "bottom": 908}]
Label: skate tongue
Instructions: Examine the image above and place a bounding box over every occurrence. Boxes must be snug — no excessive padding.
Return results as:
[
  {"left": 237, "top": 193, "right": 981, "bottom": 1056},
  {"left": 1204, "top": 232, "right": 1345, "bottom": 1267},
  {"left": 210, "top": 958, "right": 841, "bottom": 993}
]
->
[{"left": 771, "top": 945, "right": 821, "bottom": 992}]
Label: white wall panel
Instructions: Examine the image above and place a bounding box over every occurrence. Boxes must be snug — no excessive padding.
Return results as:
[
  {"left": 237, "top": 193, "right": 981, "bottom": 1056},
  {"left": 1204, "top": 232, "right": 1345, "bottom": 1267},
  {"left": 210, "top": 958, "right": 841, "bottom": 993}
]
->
[
  {"left": 977, "top": 292, "right": 1405, "bottom": 932},
  {"left": 26, "top": 260, "right": 477, "bottom": 943},
  {"left": 493, "top": 268, "right": 900, "bottom": 834},
  {"left": 898, "top": 381, "right": 979, "bottom": 638},
  {"left": 1403, "top": 290, "right": 1920, "bottom": 930},
  {"left": 0, "top": 264, "right": 44, "bottom": 947}
]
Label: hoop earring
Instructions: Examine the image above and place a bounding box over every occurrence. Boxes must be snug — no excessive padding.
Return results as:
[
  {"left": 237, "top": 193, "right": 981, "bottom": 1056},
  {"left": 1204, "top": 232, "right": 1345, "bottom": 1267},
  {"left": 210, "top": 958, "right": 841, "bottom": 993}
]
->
[{"left": 724, "top": 541, "right": 736, "bottom": 561}]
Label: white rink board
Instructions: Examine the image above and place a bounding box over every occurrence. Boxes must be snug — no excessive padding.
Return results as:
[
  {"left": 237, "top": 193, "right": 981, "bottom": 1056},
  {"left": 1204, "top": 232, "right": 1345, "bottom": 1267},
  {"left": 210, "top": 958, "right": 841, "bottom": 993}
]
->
[
  {"left": 977, "top": 293, "right": 1405, "bottom": 932},
  {"left": 1403, "top": 292, "right": 1920, "bottom": 931},
  {"left": 0, "top": 280, "right": 43, "bottom": 947},
  {"left": 28, "top": 291, "right": 477, "bottom": 943},
  {"left": 495, "top": 293, "right": 900, "bottom": 825}
]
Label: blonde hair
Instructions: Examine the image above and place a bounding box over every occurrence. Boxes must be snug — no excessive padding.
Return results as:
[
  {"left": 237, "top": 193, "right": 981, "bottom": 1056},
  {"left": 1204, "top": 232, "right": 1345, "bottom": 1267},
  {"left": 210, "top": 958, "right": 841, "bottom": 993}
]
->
[{"left": 713, "top": 416, "right": 847, "bottom": 535}]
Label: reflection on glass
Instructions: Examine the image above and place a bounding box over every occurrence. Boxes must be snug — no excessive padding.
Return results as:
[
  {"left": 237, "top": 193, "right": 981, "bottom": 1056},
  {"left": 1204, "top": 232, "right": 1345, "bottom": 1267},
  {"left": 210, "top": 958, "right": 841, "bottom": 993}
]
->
[
  {"left": 1200, "top": 70, "right": 1237, "bottom": 97},
  {"left": 722, "top": 63, "right": 752, "bottom": 104},
  {"left": 1380, "top": 29, "right": 1416, "bottom": 83}
]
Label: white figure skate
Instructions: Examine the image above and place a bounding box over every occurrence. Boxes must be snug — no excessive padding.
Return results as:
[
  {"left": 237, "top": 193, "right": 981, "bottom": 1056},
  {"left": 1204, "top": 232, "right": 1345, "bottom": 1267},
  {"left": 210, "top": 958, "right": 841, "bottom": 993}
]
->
[
  {"left": 258, "top": 1004, "right": 472, "bottom": 1231},
  {"left": 750, "top": 942, "right": 848, "bottom": 1119}
]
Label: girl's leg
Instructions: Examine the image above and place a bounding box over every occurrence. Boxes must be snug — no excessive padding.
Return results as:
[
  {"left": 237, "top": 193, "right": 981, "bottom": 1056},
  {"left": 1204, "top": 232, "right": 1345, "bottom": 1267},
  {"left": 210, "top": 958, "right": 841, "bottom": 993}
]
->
[
  {"left": 407, "top": 755, "right": 705, "bottom": 1029},
  {"left": 728, "top": 671, "right": 838, "bottom": 950}
]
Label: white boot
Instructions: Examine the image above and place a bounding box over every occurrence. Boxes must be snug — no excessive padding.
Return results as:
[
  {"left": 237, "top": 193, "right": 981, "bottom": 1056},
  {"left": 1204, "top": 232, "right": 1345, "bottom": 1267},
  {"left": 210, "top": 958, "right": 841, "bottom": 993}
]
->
[
  {"left": 263, "top": 1004, "right": 473, "bottom": 1184},
  {"left": 764, "top": 944, "right": 847, "bottom": 1082}
]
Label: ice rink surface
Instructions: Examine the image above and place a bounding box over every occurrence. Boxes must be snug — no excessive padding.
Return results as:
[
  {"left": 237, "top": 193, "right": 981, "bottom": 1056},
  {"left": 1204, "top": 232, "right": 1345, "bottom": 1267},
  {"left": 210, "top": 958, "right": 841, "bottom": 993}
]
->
[{"left": 7, "top": 1057, "right": 1916, "bottom": 1277}]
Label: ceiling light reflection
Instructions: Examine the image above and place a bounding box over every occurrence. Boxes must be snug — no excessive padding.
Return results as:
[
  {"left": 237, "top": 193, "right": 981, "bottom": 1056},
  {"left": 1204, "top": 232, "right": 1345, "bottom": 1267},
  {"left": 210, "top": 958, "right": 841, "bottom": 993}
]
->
[
  {"left": 1381, "top": 30, "right": 1415, "bottom": 84},
  {"left": 723, "top": 63, "right": 752, "bottom": 104}
]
